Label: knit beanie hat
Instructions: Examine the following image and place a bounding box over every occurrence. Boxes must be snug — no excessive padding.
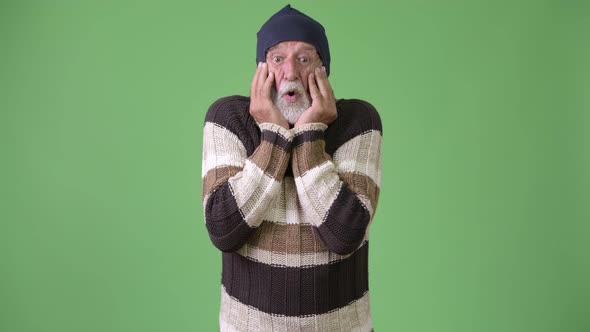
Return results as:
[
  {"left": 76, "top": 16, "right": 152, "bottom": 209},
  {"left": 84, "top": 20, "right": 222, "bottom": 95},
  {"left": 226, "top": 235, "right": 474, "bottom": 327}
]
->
[{"left": 256, "top": 4, "right": 331, "bottom": 76}]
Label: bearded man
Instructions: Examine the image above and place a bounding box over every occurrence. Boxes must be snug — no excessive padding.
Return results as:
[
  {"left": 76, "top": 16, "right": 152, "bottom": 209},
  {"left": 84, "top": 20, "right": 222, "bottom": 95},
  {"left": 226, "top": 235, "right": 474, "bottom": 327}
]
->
[{"left": 201, "top": 5, "right": 382, "bottom": 332}]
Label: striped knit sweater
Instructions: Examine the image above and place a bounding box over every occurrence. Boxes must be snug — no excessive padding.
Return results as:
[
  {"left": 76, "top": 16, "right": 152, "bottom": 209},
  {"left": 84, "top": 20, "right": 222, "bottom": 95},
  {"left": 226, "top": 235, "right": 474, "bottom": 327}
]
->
[{"left": 202, "top": 95, "right": 382, "bottom": 332}]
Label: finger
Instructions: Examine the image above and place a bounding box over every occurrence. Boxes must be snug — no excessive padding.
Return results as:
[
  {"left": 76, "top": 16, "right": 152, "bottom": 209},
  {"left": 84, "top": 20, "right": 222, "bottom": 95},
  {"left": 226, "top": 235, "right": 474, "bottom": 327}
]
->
[
  {"left": 261, "top": 71, "right": 275, "bottom": 98},
  {"left": 308, "top": 72, "right": 321, "bottom": 101},
  {"left": 315, "top": 66, "right": 334, "bottom": 98},
  {"left": 256, "top": 62, "right": 269, "bottom": 90},
  {"left": 251, "top": 62, "right": 263, "bottom": 95}
]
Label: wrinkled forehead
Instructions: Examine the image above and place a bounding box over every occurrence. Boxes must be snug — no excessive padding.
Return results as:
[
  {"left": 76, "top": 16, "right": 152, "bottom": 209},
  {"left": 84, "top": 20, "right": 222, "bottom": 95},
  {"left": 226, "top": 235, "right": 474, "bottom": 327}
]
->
[{"left": 266, "top": 41, "right": 319, "bottom": 57}]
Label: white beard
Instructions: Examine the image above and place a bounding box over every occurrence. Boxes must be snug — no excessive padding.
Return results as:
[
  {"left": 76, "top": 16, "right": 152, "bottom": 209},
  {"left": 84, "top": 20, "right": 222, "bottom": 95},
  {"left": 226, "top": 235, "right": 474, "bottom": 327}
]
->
[{"left": 271, "top": 80, "right": 311, "bottom": 125}]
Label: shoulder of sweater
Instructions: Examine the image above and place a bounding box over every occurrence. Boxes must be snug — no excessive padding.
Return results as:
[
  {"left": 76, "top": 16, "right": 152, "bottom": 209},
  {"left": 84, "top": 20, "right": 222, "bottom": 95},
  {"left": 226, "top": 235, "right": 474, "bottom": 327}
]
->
[
  {"left": 335, "top": 98, "right": 382, "bottom": 133},
  {"left": 203, "top": 96, "right": 259, "bottom": 155},
  {"left": 336, "top": 98, "right": 376, "bottom": 111},
  {"left": 322, "top": 99, "right": 382, "bottom": 155},
  {"left": 328, "top": 98, "right": 382, "bottom": 135},
  {"left": 205, "top": 95, "right": 251, "bottom": 126}
]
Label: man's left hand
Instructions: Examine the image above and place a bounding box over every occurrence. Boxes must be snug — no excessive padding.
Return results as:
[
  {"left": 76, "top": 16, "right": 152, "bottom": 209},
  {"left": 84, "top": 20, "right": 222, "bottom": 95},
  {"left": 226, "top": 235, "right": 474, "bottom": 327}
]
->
[{"left": 294, "top": 66, "right": 337, "bottom": 127}]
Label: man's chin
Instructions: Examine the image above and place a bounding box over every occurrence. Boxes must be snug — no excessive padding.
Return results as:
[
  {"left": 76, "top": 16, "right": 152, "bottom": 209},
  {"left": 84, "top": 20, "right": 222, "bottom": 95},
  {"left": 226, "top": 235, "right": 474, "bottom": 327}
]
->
[
  {"left": 279, "top": 107, "right": 305, "bottom": 125},
  {"left": 272, "top": 100, "right": 308, "bottom": 125}
]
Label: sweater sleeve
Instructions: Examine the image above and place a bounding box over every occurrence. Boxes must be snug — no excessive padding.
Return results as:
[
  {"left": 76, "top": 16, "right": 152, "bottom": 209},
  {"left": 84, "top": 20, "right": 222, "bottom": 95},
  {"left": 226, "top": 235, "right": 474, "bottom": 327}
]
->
[
  {"left": 291, "top": 106, "right": 382, "bottom": 255},
  {"left": 202, "top": 103, "right": 293, "bottom": 253}
]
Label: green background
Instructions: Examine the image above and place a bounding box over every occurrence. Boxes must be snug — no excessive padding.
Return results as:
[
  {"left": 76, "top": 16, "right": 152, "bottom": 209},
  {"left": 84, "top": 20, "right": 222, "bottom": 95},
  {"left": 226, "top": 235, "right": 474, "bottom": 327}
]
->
[{"left": 2, "top": 0, "right": 589, "bottom": 331}]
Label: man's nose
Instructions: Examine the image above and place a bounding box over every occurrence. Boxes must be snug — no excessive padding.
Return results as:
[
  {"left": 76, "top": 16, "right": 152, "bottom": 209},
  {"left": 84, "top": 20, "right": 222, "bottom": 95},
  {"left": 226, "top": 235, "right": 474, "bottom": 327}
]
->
[{"left": 282, "top": 57, "right": 298, "bottom": 81}]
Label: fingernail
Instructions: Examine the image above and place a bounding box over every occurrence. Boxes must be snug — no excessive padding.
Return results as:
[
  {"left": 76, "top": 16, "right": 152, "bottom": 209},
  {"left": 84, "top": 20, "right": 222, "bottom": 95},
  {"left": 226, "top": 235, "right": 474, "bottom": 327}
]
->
[{"left": 322, "top": 66, "right": 326, "bottom": 73}]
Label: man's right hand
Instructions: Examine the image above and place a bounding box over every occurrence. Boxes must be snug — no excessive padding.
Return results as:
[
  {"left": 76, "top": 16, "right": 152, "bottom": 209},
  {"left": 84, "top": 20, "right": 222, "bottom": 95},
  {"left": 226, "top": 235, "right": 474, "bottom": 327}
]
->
[{"left": 249, "top": 62, "right": 289, "bottom": 129}]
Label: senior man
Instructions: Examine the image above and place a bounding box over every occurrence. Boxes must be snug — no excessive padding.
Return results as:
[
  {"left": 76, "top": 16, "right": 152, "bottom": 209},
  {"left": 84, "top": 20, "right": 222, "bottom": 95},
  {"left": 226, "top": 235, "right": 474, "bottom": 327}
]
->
[{"left": 201, "top": 4, "right": 382, "bottom": 332}]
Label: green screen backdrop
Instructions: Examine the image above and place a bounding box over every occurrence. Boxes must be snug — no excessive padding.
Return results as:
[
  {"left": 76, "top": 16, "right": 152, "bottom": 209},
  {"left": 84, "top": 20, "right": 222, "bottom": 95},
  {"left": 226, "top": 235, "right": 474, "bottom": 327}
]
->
[{"left": 2, "top": 0, "right": 589, "bottom": 331}]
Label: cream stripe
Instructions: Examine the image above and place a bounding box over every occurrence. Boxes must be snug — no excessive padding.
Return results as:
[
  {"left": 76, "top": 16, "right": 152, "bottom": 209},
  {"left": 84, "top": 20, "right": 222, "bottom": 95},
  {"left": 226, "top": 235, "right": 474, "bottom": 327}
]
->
[
  {"left": 333, "top": 130, "right": 382, "bottom": 186},
  {"left": 202, "top": 122, "right": 247, "bottom": 177},
  {"left": 258, "top": 177, "right": 323, "bottom": 226},
  {"left": 292, "top": 122, "right": 328, "bottom": 134},
  {"left": 285, "top": 177, "right": 300, "bottom": 225},
  {"left": 259, "top": 122, "right": 295, "bottom": 141},
  {"left": 219, "top": 286, "right": 373, "bottom": 332},
  {"left": 259, "top": 176, "right": 314, "bottom": 225},
  {"left": 228, "top": 159, "right": 281, "bottom": 227},
  {"left": 294, "top": 162, "right": 342, "bottom": 227},
  {"left": 258, "top": 176, "right": 288, "bottom": 224},
  {"left": 236, "top": 241, "right": 367, "bottom": 267}
]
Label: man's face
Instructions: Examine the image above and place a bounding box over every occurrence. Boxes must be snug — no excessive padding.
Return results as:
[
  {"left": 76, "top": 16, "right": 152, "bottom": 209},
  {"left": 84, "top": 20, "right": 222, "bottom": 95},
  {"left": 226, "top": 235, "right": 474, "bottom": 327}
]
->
[
  {"left": 266, "top": 41, "right": 322, "bottom": 93},
  {"left": 266, "top": 41, "right": 322, "bottom": 124}
]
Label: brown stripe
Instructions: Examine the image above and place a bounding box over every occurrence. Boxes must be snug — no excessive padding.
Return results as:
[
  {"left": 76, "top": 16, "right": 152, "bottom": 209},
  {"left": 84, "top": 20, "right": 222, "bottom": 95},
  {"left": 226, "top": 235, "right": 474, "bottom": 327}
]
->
[
  {"left": 293, "top": 129, "right": 324, "bottom": 147},
  {"left": 202, "top": 165, "right": 242, "bottom": 199},
  {"left": 249, "top": 141, "right": 291, "bottom": 180},
  {"left": 247, "top": 222, "right": 327, "bottom": 254},
  {"left": 292, "top": 140, "right": 331, "bottom": 178},
  {"left": 339, "top": 172, "right": 381, "bottom": 212}
]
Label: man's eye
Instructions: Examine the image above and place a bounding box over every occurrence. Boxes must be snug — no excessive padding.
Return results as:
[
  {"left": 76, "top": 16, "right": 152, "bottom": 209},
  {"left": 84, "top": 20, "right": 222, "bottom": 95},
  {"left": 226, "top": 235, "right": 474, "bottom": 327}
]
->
[
  {"left": 299, "top": 57, "right": 309, "bottom": 63},
  {"left": 272, "top": 56, "right": 282, "bottom": 63}
]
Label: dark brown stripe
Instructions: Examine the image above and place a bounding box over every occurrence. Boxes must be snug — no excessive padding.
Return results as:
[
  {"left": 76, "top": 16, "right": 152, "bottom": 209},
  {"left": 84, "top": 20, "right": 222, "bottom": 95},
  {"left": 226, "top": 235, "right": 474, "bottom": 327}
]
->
[
  {"left": 339, "top": 172, "right": 380, "bottom": 212},
  {"left": 205, "top": 182, "right": 254, "bottom": 252},
  {"left": 249, "top": 141, "right": 290, "bottom": 180},
  {"left": 222, "top": 242, "right": 369, "bottom": 316},
  {"left": 202, "top": 165, "right": 242, "bottom": 199},
  {"left": 293, "top": 129, "right": 324, "bottom": 147},
  {"left": 260, "top": 129, "right": 292, "bottom": 151},
  {"left": 292, "top": 140, "right": 331, "bottom": 178},
  {"left": 316, "top": 182, "right": 370, "bottom": 255},
  {"left": 324, "top": 99, "right": 382, "bottom": 156},
  {"left": 247, "top": 222, "right": 327, "bottom": 254}
]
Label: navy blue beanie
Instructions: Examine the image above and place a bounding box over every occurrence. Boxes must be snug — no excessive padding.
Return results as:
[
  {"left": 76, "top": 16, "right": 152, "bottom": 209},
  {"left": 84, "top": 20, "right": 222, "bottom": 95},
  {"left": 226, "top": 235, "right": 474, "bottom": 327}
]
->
[{"left": 256, "top": 4, "right": 331, "bottom": 76}]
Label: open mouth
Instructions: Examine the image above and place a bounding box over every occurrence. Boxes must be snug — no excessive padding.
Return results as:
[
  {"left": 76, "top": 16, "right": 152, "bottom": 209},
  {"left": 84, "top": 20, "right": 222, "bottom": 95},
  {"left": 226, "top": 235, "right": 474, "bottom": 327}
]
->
[{"left": 282, "top": 90, "right": 299, "bottom": 102}]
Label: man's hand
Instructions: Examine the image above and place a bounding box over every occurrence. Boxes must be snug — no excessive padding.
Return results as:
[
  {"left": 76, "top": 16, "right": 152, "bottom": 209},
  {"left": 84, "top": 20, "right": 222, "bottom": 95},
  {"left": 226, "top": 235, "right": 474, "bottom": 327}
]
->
[
  {"left": 295, "top": 66, "right": 337, "bottom": 127},
  {"left": 249, "top": 62, "right": 289, "bottom": 129}
]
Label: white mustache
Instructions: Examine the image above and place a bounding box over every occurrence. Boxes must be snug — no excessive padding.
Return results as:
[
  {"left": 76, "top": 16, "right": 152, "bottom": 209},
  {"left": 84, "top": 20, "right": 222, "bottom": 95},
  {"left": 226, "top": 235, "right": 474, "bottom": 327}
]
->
[{"left": 278, "top": 80, "right": 305, "bottom": 96}]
